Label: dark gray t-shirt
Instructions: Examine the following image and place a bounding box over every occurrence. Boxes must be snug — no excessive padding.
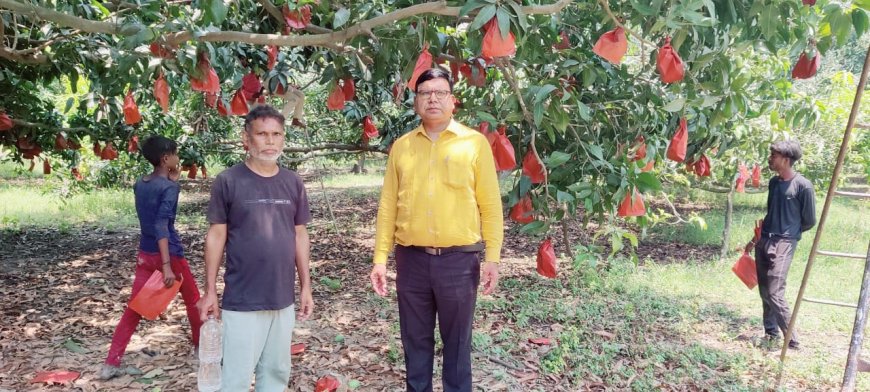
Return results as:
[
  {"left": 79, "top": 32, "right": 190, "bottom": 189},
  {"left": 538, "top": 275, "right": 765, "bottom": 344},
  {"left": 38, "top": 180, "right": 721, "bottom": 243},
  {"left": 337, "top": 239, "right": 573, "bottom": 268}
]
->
[
  {"left": 762, "top": 173, "right": 816, "bottom": 241},
  {"left": 207, "top": 163, "right": 311, "bottom": 311}
]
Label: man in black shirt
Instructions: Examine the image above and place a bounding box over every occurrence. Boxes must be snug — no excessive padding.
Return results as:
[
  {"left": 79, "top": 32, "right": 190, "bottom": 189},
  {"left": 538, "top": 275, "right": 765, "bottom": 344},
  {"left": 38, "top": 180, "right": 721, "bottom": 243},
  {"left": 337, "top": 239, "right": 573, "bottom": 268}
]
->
[{"left": 745, "top": 140, "right": 816, "bottom": 349}]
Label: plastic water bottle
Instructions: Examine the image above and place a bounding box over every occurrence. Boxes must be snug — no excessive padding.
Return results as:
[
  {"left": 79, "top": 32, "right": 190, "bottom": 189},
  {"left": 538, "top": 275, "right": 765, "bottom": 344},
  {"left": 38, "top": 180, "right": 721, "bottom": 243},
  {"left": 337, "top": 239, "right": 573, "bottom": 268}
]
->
[{"left": 197, "top": 316, "right": 222, "bottom": 392}]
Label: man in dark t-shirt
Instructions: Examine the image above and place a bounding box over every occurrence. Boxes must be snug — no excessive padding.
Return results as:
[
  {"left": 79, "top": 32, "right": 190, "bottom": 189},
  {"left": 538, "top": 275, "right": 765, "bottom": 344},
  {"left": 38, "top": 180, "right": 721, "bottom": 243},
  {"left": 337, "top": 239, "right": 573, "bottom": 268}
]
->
[
  {"left": 745, "top": 140, "right": 816, "bottom": 350},
  {"left": 198, "top": 105, "right": 313, "bottom": 391}
]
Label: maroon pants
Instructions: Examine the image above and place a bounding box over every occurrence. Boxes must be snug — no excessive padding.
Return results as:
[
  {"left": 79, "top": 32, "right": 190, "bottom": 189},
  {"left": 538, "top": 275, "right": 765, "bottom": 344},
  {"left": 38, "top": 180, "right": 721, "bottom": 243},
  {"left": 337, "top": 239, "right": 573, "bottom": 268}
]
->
[
  {"left": 105, "top": 251, "right": 202, "bottom": 366},
  {"left": 395, "top": 245, "right": 480, "bottom": 392}
]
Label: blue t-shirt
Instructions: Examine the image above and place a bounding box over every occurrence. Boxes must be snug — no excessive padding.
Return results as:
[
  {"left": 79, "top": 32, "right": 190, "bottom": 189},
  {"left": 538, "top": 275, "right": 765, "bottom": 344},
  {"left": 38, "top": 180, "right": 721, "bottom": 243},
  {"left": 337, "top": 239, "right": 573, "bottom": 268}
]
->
[{"left": 134, "top": 176, "right": 184, "bottom": 257}]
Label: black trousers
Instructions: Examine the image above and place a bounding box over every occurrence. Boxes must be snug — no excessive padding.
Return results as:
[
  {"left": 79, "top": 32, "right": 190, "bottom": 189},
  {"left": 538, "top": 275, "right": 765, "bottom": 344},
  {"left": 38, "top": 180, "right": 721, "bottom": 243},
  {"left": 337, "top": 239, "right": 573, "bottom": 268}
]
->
[
  {"left": 395, "top": 245, "right": 480, "bottom": 392},
  {"left": 755, "top": 237, "right": 799, "bottom": 343}
]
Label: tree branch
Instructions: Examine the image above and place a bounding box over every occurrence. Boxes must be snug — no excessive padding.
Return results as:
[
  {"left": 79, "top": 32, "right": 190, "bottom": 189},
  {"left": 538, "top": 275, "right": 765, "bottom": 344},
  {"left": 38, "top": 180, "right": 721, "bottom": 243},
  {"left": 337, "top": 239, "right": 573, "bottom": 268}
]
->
[
  {"left": 596, "top": 0, "right": 654, "bottom": 47},
  {"left": 0, "top": 0, "right": 120, "bottom": 35},
  {"left": 11, "top": 119, "right": 90, "bottom": 133},
  {"left": 0, "top": 44, "right": 47, "bottom": 64}
]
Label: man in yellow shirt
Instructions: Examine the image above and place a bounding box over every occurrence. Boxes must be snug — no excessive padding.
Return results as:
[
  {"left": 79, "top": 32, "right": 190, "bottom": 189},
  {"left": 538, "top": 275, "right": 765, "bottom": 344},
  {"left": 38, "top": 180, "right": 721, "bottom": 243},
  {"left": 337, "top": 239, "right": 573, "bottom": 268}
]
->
[{"left": 369, "top": 68, "right": 503, "bottom": 392}]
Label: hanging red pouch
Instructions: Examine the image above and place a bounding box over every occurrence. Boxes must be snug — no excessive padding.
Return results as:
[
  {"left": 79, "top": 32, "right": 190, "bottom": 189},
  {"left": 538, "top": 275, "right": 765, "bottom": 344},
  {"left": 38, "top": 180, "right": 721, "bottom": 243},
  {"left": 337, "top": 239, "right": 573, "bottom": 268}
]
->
[
  {"left": 128, "top": 135, "right": 139, "bottom": 153},
  {"left": 326, "top": 82, "right": 345, "bottom": 110},
  {"left": 242, "top": 72, "right": 263, "bottom": 102},
  {"left": 656, "top": 37, "right": 685, "bottom": 83},
  {"left": 267, "top": 45, "right": 278, "bottom": 70},
  {"left": 188, "top": 164, "right": 198, "bottom": 179},
  {"left": 101, "top": 142, "right": 118, "bottom": 160},
  {"left": 791, "top": 52, "right": 819, "bottom": 79},
  {"left": 93, "top": 141, "right": 102, "bottom": 156},
  {"left": 217, "top": 97, "right": 229, "bottom": 116},
  {"left": 231, "top": 89, "right": 249, "bottom": 115},
  {"left": 363, "top": 116, "right": 378, "bottom": 139},
  {"left": 666, "top": 117, "right": 688, "bottom": 162},
  {"left": 491, "top": 125, "right": 516, "bottom": 171},
  {"left": 123, "top": 91, "right": 142, "bottom": 125},
  {"left": 0, "top": 113, "right": 12, "bottom": 131},
  {"left": 693, "top": 154, "right": 711, "bottom": 177},
  {"left": 481, "top": 18, "right": 516, "bottom": 58},
  {"left": 190, "top": 59, "right": 221, "bottom": 93},
  {"left": 283, "top": 4, "right": 311, "bottom": 30},
  {"left": 592, "top": 27, "right": 628, "bottom": 64},
  {"left": 460, "top": 59, "right": 487, "bottom": 87},
  {"left": 617, "top": 189, "right": 645, "bottom": 217},
  {"left": 409, "top": 44, "right": 433, "bottom": 91},
  {"left": 509, "top": 196, "right": 534, "bottom": 224},
  {"left": 522, "top": 149, "right": 546, "bottom": 184},
  {"left": 54, "top": 133, "right": 68, "bottom": 150},
  {"left": 341, "top": 78, "right": 356, "bottom": 101},
  {"left": 43, "top": 159, "right": 51, "bottom": 175},
  {"left": 128, "top": 270, "right": 183, "bottom": 321},
  {"left": 536, "top": 238, "right": 557, "bottom": 278},
  {"left": 731, "top": 252, "right": 758, "bottom": 289},
  {"left": 154, "top": 73, "right": 170, "bottom": 113},
  {"left": 553, "top": 31, "right": 571, "bottom": 50},
  {"left": 751, "top": 164, "right": 761, "bottom": 188}
]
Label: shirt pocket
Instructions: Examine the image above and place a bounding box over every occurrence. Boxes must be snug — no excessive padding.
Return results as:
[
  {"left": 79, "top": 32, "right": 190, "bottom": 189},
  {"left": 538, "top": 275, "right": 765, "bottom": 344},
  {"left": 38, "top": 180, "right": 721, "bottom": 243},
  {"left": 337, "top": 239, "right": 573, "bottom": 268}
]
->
[{"left": 443, "top": 154, "right": 474, "bottom": 190}]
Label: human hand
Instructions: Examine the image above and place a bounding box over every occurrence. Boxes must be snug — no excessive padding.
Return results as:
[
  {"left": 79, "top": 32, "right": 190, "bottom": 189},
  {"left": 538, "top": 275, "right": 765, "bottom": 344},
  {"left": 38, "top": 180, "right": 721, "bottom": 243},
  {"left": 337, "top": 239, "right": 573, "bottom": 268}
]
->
[
  {"left": 197, "top": 292, "right": 220, "bottom": 321},
  {"left": 161, "top": 265, "right": 176, "bottom": 288},
  {"left": 297, "top": 286, "right": 314, "bottom": 321},
  {"left": 370, "top": 264, "right": 388, "bottom": 296},
  {"left": 168, "top": 165, "right": 180, "bottom": 182},
  {"left": 481, "top": 262, "right": 499, "bottom": 295}
]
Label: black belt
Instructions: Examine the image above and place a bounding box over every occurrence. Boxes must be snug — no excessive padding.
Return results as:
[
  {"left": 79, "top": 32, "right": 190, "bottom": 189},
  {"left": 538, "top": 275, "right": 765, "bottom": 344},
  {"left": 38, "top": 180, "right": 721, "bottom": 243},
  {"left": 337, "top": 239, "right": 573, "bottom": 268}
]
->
[
  {"left": 405, "top": 242, "right": 485, "bottom": 256},
  {"left": 760, "top": 232, "right": 791, "bottom": 239}
]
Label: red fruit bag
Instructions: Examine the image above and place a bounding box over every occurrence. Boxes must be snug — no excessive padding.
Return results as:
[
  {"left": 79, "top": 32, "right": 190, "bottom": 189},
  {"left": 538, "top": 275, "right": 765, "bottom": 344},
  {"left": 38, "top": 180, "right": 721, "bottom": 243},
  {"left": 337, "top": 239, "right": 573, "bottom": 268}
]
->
[
  {"left": 791, "top": 52, "right": 819, "bottom": 79},
  {"left": 641, "top": 159, "right": 655, "bottom": 172},
  {"left": 553, "top": 31, "right": 571, "bottom": 50},
  {"left": 200, "top": 165, "right": 208, "bottom": 179},
  {"left": 204, "top": 92, "right": 218, "bottom": 108},
  {"left": 666, "top": 117, "right": 688, "bottom": 162},
  {"left": 188, "top": 164, "right": 198, "bottom": 179},
  {"left": 509, "top": 196, "right": 534, "bottom": 224},
  {"left": 314, "top": 375, "right": 341, "bottom": 392},
  {"left": 363, "top": 116, "right": 379, "bottom": 139},
  {"left": 490, "top": 125, "right": 516, "bottom": 171},
  {"left": 656, "top": 37, "right": 685, "bottom": 83},
  {"left": 267, "top": 45, "right": 279, "bottom": 70},
  {"left": 283, "top": 4, "right": 311, "bottom": 30},
  {"left": 123, "top": 91, "right": 142, "bottom": 125},
  {"left": 409, "top": 44, "right": 433, "bottom": 91},
  {"left": 291, "top": 343, "right": 306, "bottom": 355},
  {"left": 101, "top": 142, "right": 118, "bottom": 160},
  {"left": 617, "top": 189, "right": 645, "bottom": 217},
  {"left": 460, "top": 60, "right": 487, "bottom": 87},
  {"left": 326, "top": 82, "right": 345, "bottom": 111},
  {"left": 128, "top": 270, "right": 183, "bottom": 320},
  {"left": 632, "top": 136, "right": 647, "bottom": 161},
  {"left": 128, "top": 135, "right": 139, "bottom": 153},
  {"left": 0, "top": 113, "right": 13, "bottom": 131},
  {"left": 802, "top": 0, "right": 816, "bottom": 5},
  {"left": 190, "top": 59, "right": 221, "bottom": 93},
  {"left": 592, "top": 27, "right": 628, "bottom": 64},
  {"left": 154, "top": 73, "right": 170, "bottom": 113},
  {"left": 43, "top": 159, "right": 51, "bottom": 175},
  {"left": 536, "top": 238, "right": 557, "bottom": 279},
  {"left": 231, "top": 90, "right": 249, "bottom": 115},
  {"left": 216, "top": 98, "right": 229, "bottom": 116},
  {"left": 93, "top": 141, "right": 102, "bottom": 156},
  {"left": 751, "top": 164, "right": 761, "bottom": 188},
  {"left": 242, "top": 71, "right": 263, "bottom": 102},
  {"left": 341, "top": 78, "right": 356, "bottom": 101},
  {"left": 481, "top": 18, "right": 516, "bottom": 58},
  {"left": 693, "top": 154, "right": 711, "bottom": 177},
  {"left": 149, "top": 42, "right": 174, "bottom": 59},
  {"left": 731, "top": 252, "right": 758, "bottom": 289},
  {"left": 71, "top": 167, "right": 83, "bottom": 181},
  {"left": 54, "top": 133, "right": 68, "bottom": 150},
  {"left": 522, "top": 149, "right": 546, "bottom": 184},
  {"left": 30, "top": 370, "right": 80, "bottom": 386}
]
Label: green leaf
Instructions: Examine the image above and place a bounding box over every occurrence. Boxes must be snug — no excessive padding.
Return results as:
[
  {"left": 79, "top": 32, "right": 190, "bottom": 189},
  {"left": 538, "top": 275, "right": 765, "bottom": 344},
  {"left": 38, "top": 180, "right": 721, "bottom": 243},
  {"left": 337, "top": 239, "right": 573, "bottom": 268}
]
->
[
  {"left": 506, "top": 1, "right": 529, "bottom": 31},
  {"left": 853, "top": 10, "right": 869, "bottom": 38},
  {"left": 333, "top": 8, "right": 351, "bottom": 29},
  {"left": 557, "top": 190, "right": 575, "bottom": 203},
  {"left": 64, "top": 97, "right": 75, "bottom": 114},
  {"left": 577, "top": 102, "right": 592, "bottom": 121},
  {"left": 204, "top": 0, "right": 228, "bottom": 26},
  {"left": 663, "top": 97, "right": 685, "bottom": 112},
  {"left": 476, "top": 111, "right": 498, "bottom": 125},
  {"left": 90, "top": 0, "right": 110, "bottom": 18},
  {"left": 470, "top": 5, "right": 497, "bottom": 31},
  {"left": 533, "top": 101, "right": 544, "bottom": 128},
  {"left": 496, "top": 7, "right": 511, "bottom": 40},
  {"left": 534, "top": 84, "right": 557, "bottom": 105},
  {"left": 587, "top": 144, "right": 604, "bottom": 160},
  {"left": 856, "top": 0, "right": 870, "bottom": 11},
  {"left": 520, "top": 220, "right": 548, "bottom": 234},
  {"left": 759, "top": 7, "right": 779, "bottom": 41},
  {"left": 635, "top": 172, "right": 662, "bottom": 192},
  {"left": 459, "top": 0, "right": 487, "bottom": 18},
  {"left": 622, "top": 231, "right": 639, "bottom": 248},
  {"left": 833, "top": 10, "right": 853, "bottom": 44},
  {"left": 545, "top": 151, "right": 572, "bottom": 167},
  {"left": 63, "top": 338, "right": 89, "bottom": 354}
]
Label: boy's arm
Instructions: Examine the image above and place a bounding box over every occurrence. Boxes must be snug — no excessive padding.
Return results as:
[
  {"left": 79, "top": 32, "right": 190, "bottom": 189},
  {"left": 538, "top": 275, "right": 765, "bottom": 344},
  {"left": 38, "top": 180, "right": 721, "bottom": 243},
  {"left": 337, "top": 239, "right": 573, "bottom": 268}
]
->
[
  {"left": 295, "top": 225, "right": 313, "bottom": 320},
  {"left": 158, "top": 238, "right": 176, "bottom": 287},
  {"left": 155, "top": 185, "right": 180, "bottom": 287},
  {"left": 198, "top": 223, "right": 227, "bottom": 321}
]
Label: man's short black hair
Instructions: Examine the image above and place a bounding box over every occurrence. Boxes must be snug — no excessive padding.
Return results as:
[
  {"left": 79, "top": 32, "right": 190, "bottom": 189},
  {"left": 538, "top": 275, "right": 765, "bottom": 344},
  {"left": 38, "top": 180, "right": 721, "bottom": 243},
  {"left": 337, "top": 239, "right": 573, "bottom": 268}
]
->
[
  {"left": 244, "top": 105, "right": 285, "bottom": 133},
  {"left": 141, "top": 135, "right": 177, "bottom": 167},
  {"left": 770, "top": 140, "right": 803, "bottom": 166},
  {"left": 415, "top": 67, "right": 454, "bottom": 92}
]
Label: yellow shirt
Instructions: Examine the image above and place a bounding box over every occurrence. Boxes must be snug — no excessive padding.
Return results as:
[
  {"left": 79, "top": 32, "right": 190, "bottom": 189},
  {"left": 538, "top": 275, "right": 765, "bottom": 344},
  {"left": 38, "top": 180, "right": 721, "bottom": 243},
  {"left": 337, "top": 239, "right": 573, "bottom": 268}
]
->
[{"left": 373, "top": 119, "right": 504, "bottom": 264}]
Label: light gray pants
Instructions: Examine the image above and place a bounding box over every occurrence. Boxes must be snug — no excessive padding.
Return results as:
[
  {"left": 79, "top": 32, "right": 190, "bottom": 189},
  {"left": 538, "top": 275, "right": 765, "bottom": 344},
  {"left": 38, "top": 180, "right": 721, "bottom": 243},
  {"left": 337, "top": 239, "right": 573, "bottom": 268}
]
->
[
  {"left": 222, "top": 305, "right": 295, "bottom": 392},
  {"left": 755, "top": 237, "right": 798, "bottom": 343}
]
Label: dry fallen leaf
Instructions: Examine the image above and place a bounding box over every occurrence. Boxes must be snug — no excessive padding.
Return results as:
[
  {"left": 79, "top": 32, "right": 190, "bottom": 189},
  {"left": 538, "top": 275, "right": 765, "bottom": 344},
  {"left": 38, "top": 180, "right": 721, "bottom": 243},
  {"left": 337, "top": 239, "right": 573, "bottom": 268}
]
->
[{"left": 30, "top": 370, "right": 80, "bottom": 385}]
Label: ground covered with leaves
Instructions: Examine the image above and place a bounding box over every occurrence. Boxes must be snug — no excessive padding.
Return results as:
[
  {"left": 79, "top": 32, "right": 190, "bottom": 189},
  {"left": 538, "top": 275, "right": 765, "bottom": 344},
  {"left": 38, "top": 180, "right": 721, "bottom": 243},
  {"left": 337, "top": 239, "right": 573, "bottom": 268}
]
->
[{"left": 0, "top": 179, "right": 840, "bottom": 391}]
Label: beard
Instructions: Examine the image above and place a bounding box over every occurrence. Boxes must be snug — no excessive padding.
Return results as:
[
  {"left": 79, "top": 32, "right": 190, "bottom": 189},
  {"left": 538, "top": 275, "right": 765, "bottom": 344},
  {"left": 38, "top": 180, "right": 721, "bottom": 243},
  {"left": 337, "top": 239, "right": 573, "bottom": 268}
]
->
[{"left": 249, "top": 149, "right": 282, "bottom": 162}]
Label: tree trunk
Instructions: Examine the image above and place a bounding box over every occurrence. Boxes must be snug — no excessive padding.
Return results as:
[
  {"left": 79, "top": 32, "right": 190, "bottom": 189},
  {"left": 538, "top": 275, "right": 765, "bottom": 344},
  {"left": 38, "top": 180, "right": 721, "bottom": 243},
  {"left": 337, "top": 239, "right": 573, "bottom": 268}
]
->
[{"left": 720, "top": 188, "right": 734, "bottom": 260}]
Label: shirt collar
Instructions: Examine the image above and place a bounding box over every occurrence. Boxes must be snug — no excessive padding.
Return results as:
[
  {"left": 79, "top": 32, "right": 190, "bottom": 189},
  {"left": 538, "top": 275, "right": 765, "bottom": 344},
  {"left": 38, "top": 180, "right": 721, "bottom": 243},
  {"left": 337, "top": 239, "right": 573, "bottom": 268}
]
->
[{"left": 413, "top": 119, "right": 474, "bottom": 139}]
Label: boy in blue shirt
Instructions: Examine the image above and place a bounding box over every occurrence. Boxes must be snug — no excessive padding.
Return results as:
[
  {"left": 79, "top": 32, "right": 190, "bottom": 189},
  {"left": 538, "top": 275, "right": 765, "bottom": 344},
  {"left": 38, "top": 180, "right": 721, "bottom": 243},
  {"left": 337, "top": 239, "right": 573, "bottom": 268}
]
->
[{"left": 99, "top": 136, "right": 203, "bottom": 379}]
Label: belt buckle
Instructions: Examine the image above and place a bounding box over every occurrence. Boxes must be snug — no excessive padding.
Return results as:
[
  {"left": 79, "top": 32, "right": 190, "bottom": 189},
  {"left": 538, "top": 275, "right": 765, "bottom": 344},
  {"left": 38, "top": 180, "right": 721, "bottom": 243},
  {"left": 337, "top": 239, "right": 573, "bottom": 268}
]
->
[{"left": 424, "top": 247, "right": 441, "bottom": 256}]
